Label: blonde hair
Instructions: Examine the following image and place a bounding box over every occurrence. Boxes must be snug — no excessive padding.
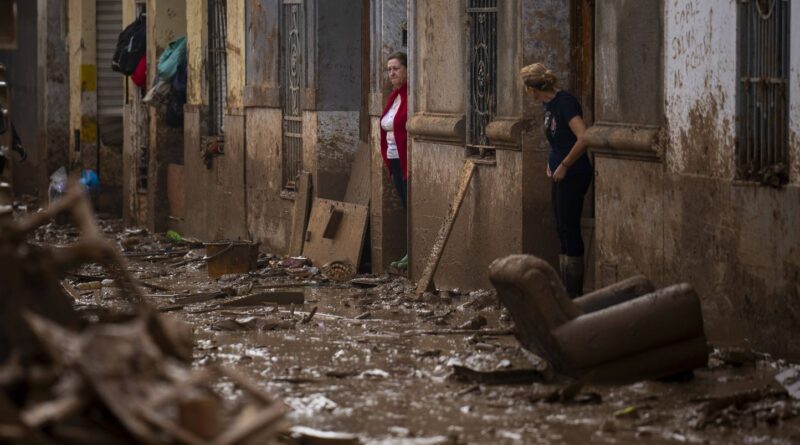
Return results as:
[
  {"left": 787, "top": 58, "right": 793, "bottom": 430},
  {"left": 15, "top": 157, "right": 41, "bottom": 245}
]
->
[{"left": 520, "top": 63, "right": 558, "bottom": 91}]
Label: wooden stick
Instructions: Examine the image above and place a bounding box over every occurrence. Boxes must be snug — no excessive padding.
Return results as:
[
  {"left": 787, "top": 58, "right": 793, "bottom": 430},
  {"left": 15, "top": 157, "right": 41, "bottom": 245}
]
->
[{"left": 415, "top": 161, "right": 476, "bottom": 296}]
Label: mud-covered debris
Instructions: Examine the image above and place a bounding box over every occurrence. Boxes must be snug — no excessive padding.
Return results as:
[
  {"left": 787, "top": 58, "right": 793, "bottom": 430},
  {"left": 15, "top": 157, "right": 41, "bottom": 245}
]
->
[
  {"left": 775, "top": 368, "right": 800, "bottom": 400},
  {"left": 457, "top": 315, "right": 487, "bottom": 330},
  {"left": 213, "top": 316, "right": 295, "bottom": 332},
  {"left": 364, "top": 436, "right": 457, "bottom": 445},
  {"left": 289, "top": 425, "right": 360, "bottom": 444}
]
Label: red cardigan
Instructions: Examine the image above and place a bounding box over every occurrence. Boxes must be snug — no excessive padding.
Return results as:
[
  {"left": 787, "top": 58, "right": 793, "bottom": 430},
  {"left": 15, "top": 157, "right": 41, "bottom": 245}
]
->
[{"left": 379, "top": 83, "right": 408, "bottom": 178}]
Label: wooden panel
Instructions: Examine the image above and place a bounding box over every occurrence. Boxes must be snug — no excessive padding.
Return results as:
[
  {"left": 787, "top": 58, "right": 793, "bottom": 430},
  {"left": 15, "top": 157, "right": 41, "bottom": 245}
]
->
[
  {"left": 343, "top": 141, "right": 370, "bottom": 206},
  {"left": 303, "top": 198, "right": 368, "bottom": 268},
  {"left": 288, "top": 171, "right": 311, "bottom": 255}
]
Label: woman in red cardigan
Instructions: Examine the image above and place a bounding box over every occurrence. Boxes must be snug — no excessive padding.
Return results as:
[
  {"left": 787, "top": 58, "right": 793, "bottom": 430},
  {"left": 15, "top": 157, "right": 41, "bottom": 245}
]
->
[{"left": 380, "top": 52, "right": 408, "bottom": 270}]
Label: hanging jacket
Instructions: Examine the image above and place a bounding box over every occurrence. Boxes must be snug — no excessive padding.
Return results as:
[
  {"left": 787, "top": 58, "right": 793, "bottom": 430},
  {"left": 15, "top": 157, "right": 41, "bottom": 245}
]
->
[
  {"left": 157, "top": 36, "right": 187, "bottom": 81},
  {"left": 379, "top": 83, "right": 408, "bottom": 178},
  {"left": 131, "top": 54, "right": 147, "bottom": 87}
]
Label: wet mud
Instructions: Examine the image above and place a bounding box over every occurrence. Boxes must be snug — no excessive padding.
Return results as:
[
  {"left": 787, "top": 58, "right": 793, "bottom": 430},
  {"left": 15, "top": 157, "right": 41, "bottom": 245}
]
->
[{"left": 38, "top": 219, "right": 800, "bottom": 445}]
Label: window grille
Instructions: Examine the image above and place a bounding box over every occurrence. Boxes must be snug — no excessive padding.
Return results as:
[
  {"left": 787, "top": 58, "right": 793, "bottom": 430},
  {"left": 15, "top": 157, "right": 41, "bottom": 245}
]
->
[
  {"left": 209, "top": 0, "right": 228, "bottom": 136},
  {"left": 737, "top": 0, "right": 790, "bottom": 183},
  {"left": 466, "top": 0, "right": 497, "bottom": 156},
  {"left": 282, "top": 0, "right": 305, "bottom": 188}
]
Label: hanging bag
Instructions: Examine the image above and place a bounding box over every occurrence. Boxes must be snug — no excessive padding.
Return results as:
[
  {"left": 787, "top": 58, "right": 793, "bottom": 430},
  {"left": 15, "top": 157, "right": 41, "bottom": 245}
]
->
[{"left": 111, "top": 16, "right": 147, "bottom": 75}]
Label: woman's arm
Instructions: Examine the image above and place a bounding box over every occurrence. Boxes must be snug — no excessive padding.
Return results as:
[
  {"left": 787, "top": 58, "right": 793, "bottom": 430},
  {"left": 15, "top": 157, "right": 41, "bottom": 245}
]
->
[{"left": 552, "top": 115, "right": 588, "bottom": 182}]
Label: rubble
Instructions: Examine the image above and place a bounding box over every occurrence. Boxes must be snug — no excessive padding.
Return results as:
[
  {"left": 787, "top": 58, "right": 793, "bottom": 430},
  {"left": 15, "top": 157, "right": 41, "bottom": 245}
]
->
[{"left": 0, "top": 181, "right": 287, "bottom": 444}]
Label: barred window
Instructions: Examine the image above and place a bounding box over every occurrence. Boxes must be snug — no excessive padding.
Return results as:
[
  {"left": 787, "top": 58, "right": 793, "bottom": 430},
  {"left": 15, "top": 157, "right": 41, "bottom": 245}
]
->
[
  {"left": 737, "top": 0, "right": 790, "bottom": 184},
  {"left": 466, "top": 0, "right": 497, "bottom": 157},
  {"left": 209, "top": 0, "right": 228, "bottom": 136},
  {"left": 282, "top": 0, "right": 305, "bottom": 189}
]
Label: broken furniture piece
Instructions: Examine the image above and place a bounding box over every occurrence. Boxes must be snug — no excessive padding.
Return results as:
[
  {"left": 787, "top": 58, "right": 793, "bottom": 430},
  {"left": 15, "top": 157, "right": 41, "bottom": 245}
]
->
[
  {"left": 302, "top": 198, "right": 368, "bottom": 273},
  {"left": 205, "top": 241, "right": 260, "bottom": 278},
  {"left": 489, "top": 254, "right": 709, "bottom": 384}
]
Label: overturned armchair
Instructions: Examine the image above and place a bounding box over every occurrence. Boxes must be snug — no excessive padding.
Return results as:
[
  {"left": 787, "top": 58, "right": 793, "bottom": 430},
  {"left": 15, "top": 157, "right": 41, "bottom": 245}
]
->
[{"left": 490, "top": 255, "right": 709, "bottom": 384}]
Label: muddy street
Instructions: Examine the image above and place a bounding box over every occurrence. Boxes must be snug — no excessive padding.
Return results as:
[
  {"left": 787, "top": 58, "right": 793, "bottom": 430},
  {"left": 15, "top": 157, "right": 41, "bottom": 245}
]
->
[{"left": 36, "top": 219, "right": 800, "bottom": 445}]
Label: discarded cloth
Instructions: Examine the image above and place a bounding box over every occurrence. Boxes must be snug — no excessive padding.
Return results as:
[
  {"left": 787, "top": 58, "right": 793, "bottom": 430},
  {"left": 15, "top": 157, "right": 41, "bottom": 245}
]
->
[
  {"left": 157, "top": 36, "right": 187, "bottom": 81},
  {"left": 142, "top": 78, "right": 171, "bottom": 105}
]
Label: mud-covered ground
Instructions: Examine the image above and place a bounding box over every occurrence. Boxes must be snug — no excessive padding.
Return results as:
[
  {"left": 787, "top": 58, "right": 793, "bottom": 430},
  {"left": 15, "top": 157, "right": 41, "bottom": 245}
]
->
[{"left": 37, "top": 219, "right": 800, "bottom": 445}]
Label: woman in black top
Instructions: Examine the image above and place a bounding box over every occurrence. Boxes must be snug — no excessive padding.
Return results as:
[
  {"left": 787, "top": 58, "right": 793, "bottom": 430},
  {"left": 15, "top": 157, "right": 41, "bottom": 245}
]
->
[{"left": 520, "top": 63, "right": 592, "bottom": 297}]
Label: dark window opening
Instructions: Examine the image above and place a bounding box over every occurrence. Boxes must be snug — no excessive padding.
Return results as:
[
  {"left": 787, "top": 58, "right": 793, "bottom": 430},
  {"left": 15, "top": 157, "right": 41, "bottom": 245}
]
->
[
  {"left": 208, "top": 0, "right": 228, "bottom": 137},
  {"left": 736, "top": 0, "right": 790, "bottom": 185},
  {"left": 466, "top": 0, "right": 497, "bottom": 159}
]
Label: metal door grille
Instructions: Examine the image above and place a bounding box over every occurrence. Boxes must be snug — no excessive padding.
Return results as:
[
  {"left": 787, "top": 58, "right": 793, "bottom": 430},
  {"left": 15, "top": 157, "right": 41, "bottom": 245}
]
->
[
  {"left": 282, "top": 0, "right": 304, "bottom": 188},
  {"left": 209, "top": 0, "right": 228, "bottom": 136},
  {"left": 737, "top": 0, "right": 790, "bottom": 183},
  {"left": 466, "top": 0, "right": 497, "bottom": 152}
]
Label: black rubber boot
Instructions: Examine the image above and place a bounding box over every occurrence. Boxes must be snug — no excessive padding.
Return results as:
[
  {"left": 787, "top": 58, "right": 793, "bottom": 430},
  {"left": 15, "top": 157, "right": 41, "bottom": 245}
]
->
[{"left": 564, "top": 256, "right": 584, "bottom": 298}]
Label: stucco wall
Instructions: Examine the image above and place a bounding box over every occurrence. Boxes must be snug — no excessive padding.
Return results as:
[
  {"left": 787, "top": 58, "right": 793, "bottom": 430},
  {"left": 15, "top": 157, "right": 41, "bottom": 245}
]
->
[
  {"left": 665, "top": 0, "right": 736, "bottom": 179},
  {"left": 594, "top": 0, "right": 800, "bottom": 359},
  {"left": 410, "top": 142, "right": 523, "bottom": 290}
]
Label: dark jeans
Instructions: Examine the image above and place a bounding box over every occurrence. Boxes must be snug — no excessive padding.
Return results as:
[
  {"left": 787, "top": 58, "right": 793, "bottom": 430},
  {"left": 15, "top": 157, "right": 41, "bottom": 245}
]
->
[
  {"left": 552, "top": 172, "right": 592, "bottom": 257},
  {"left": 389, "top": 158, "right": 407, "bottom": 209}
]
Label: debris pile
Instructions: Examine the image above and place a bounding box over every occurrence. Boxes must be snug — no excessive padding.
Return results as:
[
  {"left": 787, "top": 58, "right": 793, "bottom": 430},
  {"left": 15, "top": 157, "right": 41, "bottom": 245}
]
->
[{"left": 0, "top": 181, "right": 287, "bottom": 444}]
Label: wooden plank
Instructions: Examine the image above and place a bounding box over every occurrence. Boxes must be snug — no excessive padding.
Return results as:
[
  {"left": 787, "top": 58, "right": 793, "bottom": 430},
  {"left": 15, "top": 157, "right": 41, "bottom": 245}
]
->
[
  {"left": 343, "top": 141, "right": 371, "bottom": 206},
  {"left": 303, "top": 199, "right": 369, "bottom": 269},
  {"left": 167, "top": 164, "right": 185, "bottom": 219},
  {"left": 288, "top": 172, "right": 312, "bottom": 256},
  {"left": 219, "top": 292, "right": 305, "bottom": 307},
  {"left": 415, "top": 161, "right": 475, "bottom": 296}
]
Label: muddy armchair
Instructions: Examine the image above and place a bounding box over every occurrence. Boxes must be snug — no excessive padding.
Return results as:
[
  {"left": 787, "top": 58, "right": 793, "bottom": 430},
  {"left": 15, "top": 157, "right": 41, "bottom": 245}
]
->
[{"left": 489, "top": 255, "right": 709, "bottom": 384}]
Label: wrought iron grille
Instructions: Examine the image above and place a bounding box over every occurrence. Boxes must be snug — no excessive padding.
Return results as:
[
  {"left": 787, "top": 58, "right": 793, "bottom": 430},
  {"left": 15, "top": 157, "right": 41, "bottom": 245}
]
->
[
  {"left": 466, "top": 0, "right": 498, "bottom": 151},
  {"left": 282, "top": 0, "right": 305, "bottom": 189},
  {"left": 209, "top": 0, "right": 228, "bottom": 136},
  {"left": 737, "top": 0, "right": 790, "bottom": 183}
]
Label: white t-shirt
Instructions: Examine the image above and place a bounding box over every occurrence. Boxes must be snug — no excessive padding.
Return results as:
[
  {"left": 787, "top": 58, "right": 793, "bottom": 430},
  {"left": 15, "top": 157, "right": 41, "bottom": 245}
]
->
[{"left": 381, "top": 95, "right": 402, "bottom": 159}]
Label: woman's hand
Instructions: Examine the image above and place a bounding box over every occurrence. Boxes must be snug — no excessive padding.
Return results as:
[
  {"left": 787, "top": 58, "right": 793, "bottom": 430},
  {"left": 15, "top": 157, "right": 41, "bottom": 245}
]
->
[
  {"left": 546, "top": 164, "right": 552, "bottom": 178},
  {"left": 553, "top": 163, "right": 568, "bottom": 182}
]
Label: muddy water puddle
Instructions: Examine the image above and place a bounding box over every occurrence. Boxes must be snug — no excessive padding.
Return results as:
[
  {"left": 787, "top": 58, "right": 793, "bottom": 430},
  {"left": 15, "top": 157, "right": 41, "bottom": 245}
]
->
[{"left": 50, "top": 223, "right": 800, "bottom": 445}]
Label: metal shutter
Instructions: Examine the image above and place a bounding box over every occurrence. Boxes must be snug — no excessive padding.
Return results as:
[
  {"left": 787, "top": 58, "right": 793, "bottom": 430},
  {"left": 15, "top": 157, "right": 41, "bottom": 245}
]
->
[{"left": 96, "top": 0, "right": 124, "bottom": 146}]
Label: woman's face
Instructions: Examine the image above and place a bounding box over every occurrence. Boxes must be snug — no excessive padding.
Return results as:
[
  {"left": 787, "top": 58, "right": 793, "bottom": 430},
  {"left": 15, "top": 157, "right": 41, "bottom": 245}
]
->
[
  {"left": 387, "top": 58, "right": 407, "bottom": 88},
  {"left": 525, "top": 85, "right": 547, "bottom": 103}
]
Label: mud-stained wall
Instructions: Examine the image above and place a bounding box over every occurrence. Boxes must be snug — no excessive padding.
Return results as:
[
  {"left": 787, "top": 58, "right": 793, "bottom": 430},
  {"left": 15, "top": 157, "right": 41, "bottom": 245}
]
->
[
  {"left": 68, "top": 0, "right": 98, "bottom": 170},
  {"left": 246, "top": 108, "right": 291, "bottom": 252},
  {"left": 187, "top": 0, "right": 207, "bottom": 107},
  {"left": 411, "top": 142, "right": 523, "bottom": 289},
  {"left": 594, "top": 0, "right": 800, "bottom": 359},
  {"left": 408, "top": 0, "right": 529, "bottom": 289},
  {"left": 37, "top": 0, "right": 70, "bottom": 200},
  {"left": 664, "top": 1, "right": 735, "bottom": 178}
]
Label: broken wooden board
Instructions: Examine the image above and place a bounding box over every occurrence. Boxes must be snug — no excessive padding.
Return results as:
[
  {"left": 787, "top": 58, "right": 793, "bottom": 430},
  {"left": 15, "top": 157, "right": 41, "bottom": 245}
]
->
[
  {"left": 303, "top": 199, "right": 368, "bottom": 270},
  {"left": 219, "top": 292, "right": 305, "bottom": 307},
  {"left": 415, "top": 160, "right": 476, "bottom": 296},
  {"left": 289, "top": 172, "right": 312, "bottom": 256},
  {"left": 343, "top": 141, "right": 371, "bottom": 206}
]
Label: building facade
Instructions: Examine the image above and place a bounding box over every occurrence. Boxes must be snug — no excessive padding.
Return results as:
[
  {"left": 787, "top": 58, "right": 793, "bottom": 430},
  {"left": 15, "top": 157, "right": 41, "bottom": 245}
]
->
[{"left": 590, "top": 0, "right": 800, "bottom": 359}]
